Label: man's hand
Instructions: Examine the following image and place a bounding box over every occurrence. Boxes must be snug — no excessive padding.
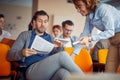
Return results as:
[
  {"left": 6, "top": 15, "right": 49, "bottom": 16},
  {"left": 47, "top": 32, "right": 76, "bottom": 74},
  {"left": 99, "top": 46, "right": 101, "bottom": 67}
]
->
[
  {"left": 54, "top": 39, "right": 63, "bottom": 47},
  {"left": 22, "top": 48, "right": 37, "bottom": 57}
]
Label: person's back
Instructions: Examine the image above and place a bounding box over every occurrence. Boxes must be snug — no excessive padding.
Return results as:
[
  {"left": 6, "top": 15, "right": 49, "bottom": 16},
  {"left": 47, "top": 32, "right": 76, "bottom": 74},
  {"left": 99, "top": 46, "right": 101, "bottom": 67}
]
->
[{"left": 0, "top": 14, "right": 11, "bottom": 41}]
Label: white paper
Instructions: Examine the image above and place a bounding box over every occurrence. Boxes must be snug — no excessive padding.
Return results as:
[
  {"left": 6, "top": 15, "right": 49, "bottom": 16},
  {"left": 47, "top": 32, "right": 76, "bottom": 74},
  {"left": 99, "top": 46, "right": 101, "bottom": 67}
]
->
[
  {"left": 73, "top": 41, "right": 80, "bottom": 45},
  {"left": 73, "top": 44, "right": 83, "bottom": 54},
  {"left": 31, "top": 35, "right": 54, "bottom": 54},
  {"left": 55, "top": 38, "right": 69, "bottom": 43}
]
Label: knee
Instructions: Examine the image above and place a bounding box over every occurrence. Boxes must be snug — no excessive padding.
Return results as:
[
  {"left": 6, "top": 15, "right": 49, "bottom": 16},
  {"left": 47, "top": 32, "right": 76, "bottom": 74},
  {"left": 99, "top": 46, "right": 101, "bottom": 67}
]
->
[{"left": 59, "top": 51, "right": 69, "bottom": 57}]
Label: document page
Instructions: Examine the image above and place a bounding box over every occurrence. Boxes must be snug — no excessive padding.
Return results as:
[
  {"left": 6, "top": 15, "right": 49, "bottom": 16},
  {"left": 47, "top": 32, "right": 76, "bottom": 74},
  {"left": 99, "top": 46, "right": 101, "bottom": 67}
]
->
[
  {"left": 55, "top": 38, "right": 70, "bottom": 43},
  {"left": 31, "top": 35, "right": 54, "bottom": 54}
]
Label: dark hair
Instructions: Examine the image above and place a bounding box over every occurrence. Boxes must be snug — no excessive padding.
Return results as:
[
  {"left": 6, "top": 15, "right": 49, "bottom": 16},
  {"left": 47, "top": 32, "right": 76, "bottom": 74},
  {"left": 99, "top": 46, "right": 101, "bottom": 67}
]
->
[
  {"left": 0, "top": 14, "right": 4, "bottom": 18},
  {"left": 62, "top": 20, "right": 74, "bottom": 28},
  {"left": 52, "top": 25, "right": 62, "bottom": 32},
  {"left": 34, "top": 10, "right": 49, "bottom": 20},
  {"left": 28, "top": 16, "right": 35, "bottom": 30},
  {"left": 72, "top": 0, "right": 99, "bottom": 12}
]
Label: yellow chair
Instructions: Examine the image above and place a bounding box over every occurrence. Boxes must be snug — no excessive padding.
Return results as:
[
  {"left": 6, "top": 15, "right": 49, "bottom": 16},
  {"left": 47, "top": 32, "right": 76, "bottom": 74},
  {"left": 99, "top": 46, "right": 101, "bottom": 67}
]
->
[
  {"left": 98, "top": 49, "right": 108, "bottom": 64},
  {"left": 65, "top": 47, "right": 93, "bottom": 73},
  {"left": 64, "top": 47, "right": 74, "bottom": 55},
  {"left": 98, "top": 49, "right": 120, "bottom": 73},
  {"left": 74, "top": 49, "right": 93, "bottom": 73}
]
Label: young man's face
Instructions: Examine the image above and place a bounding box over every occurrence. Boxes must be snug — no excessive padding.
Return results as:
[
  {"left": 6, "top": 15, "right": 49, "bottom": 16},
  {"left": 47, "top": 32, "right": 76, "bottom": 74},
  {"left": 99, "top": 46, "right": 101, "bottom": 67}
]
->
[
  {"left": 35, "top": 15, "right": 49, "bottom": 34},
  {"left": 63, "top": 24, "right": 73, "bottom": 38},
  {"left": 0, "top": 18, "right": 5, "bottom": 30}
]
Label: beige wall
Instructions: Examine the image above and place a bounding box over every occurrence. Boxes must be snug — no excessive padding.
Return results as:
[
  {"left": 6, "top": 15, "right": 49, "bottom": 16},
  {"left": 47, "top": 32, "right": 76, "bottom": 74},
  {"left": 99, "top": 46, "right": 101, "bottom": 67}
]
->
[
  {"left": 0, "top": 4, "right": 32, "bottom": 39},
  {"left": 33, "top": 0, "right": 86, "bottom": 37}
]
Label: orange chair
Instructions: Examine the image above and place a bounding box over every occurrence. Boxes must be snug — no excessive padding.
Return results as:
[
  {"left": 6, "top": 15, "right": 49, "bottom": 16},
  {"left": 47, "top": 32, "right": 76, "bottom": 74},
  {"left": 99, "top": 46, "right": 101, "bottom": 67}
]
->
[
  {"left": 65, "top": 47, "right": 93, "bottom": 73},
  {"left": 0, "top": 43, "right": 11, "bottom": 76},
  {"left": 74, "top": 49, "right": 93, "bottom": 73},
  {"left": 0, "top": 43, "right": 17, "bottom": 80},
  {"left": 1, "top": 38, "right": 15, "bottom": 47}
]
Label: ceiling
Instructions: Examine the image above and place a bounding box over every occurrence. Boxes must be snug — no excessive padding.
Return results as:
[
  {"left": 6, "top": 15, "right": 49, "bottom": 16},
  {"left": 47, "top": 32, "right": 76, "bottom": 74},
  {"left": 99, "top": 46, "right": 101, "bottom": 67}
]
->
[
  {"left": 0, "top": 0, "right": 120, "bottom": 9},
  {"left": 101, "top": 0, "right": 120, "bottom": 8},
  {"left": 0, "top": 0, "right": 32, "bottom": 7},
  {"left": 67, "top": 0, "right": 120, "bottom": 9}
]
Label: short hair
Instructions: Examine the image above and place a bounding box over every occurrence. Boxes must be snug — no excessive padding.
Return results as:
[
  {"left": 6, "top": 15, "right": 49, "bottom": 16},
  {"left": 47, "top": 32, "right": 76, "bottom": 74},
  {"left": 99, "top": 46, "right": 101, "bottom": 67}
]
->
[
  {"left": 0, "top": 14, "right": 4, "bottom": 18},
  {"left": 52, "top": 25, "right": 62, "bottom": 32},
  {"left": 72, "top": 0, "right": 99, "bottom": 12},
  {"left": 62, "top": 20, "right": 74, "bottom": 28},
  {"left": 34, "top": 10, "right": 49, "bottom": 20}
]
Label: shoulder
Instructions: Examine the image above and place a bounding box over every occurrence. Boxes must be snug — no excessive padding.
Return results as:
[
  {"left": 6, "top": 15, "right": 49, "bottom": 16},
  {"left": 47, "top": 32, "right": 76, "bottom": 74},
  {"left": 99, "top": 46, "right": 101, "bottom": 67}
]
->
[
  {"left": 18, "top": 30, "right": 32, "bottom": 39},
  {"left": 96, "top": 3, "right": 116, "bottom": 15},
  {"left": 2, "top": 30, "right": 10, "bottom": 34},
  {"left": 2, "top": 30, "right": 11, "bottom": 37},
  {"left": 19, "top": 30, "right": 31, "bottom": 35}
]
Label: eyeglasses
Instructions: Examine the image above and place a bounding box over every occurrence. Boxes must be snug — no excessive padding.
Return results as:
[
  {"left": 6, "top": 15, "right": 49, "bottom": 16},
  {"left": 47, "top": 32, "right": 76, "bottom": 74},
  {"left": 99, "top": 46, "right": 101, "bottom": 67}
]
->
[{"left": 64, "top": 28, "right": 73, "bottom": 32}]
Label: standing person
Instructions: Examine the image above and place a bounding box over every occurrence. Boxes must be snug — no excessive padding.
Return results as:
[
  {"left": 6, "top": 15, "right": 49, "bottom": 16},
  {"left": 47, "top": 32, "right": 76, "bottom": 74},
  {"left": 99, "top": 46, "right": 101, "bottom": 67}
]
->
[
  {"left": 52, "top": 25, "right": 62, "bottom": 38},
  {"left": 0, "top": 14, "right": 11, "bottom": 41},
  {"left": 7, "top": 10, "right": 83, "bottom": 80},
  {"left": 72, "top": 0, "right": 120, "bottom": 73}
]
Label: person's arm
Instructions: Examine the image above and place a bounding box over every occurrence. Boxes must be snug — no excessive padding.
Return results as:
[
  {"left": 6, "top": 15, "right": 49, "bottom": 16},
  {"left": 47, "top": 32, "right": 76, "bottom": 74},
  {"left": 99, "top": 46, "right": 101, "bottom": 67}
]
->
[
  {"left": 91, "top": 5, "right": 115, "bottom": 41},
  {"left": 7, "top": 31, "right": 29, "bottom": 61},
  {"left": 49, "top": 35, "right": 64, "bottom": 55}
]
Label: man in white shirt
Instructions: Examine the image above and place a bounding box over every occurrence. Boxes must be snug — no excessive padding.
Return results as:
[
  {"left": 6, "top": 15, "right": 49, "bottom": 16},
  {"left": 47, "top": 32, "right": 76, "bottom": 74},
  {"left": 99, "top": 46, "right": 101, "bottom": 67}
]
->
[
  {"left": 58, "top": 20, "right": 78, "bottom": 59},
  {"left": 0, "top": 14, "right": 11, "bottom": 41}
]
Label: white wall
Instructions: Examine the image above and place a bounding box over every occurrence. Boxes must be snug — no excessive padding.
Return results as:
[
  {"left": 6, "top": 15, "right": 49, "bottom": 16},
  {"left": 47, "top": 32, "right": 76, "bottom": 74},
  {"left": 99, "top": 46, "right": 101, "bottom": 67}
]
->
[
  {"left": 0, "top": 4, "right": 32, "bottom": 39},
  {"left": 36, "top": 0, "right": 86, "bottom": 37}
]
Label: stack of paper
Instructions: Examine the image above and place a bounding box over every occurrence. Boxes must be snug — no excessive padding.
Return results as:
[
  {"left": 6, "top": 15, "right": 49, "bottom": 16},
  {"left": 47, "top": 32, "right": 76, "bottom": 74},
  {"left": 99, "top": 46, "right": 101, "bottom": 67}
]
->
[{"left": 31, "top": 35, "right": 54, "bottom": 54}]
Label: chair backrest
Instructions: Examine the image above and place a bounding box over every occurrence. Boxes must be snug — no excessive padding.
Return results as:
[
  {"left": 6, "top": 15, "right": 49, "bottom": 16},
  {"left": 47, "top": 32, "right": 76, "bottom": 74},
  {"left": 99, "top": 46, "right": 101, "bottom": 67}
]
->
[
  {"left": 98, "top": 49, "right": 108, "bottom": 64},
  {"left": 0, "top": 43, "right": 11, "bottom": 76},
  {"left": 65, "top": 47, "right": 93, "bottom": 73},
  {"left": 1, "top": 38, "right": 15, "bottom": 47},
  {"left": 74, "top": 48, "right": 93, "bottom": 73},
  {"left": 64, "top": 47, "right": 74, "bottom": 55}
]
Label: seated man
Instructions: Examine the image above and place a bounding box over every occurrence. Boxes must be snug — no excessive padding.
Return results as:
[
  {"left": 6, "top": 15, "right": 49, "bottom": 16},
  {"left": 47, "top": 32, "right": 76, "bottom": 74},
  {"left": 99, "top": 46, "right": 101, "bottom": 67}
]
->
[
  {"left": 0, "top": 14, "right": 11, "bottom": 41},
  {"left": 58, "top": 20, "right": 79, "bottom": 59},
  {"left": 7, "top": 10, "right": 83, "bottom": 80}
]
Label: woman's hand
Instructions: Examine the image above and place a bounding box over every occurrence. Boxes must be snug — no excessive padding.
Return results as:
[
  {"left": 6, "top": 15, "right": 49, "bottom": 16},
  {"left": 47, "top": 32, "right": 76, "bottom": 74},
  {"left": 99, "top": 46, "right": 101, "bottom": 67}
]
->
[{"left": 79, "top": 36, "right": 91, "bottom": 46}]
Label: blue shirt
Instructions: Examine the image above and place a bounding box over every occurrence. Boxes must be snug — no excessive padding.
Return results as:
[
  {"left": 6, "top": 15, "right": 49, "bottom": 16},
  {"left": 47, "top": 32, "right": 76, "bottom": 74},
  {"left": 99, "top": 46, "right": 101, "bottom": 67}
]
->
[
  {"left": 81, "top": 3, "right": 120, "bottom": 41},
  {"left": 25, "top": 30, "right": 53, "bottom": 67}
]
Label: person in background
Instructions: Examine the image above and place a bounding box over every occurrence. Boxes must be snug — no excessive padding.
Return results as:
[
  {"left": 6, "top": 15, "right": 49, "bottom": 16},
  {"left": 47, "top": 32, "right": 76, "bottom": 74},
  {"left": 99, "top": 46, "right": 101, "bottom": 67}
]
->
[
  {"left": 58, "top": 20, "right": 79, "bottom": 59},
  {"left": 72, "top": 0, "right": 120, "bottom": 73},
  {"left": 0, "top": 14, "right": 11, "bottom": 41},
  {"left": 7, "top": 10, "right": 83, "bottom": 80},
  {"left": 52, "top": 25, "right": 62, "bottom": 38}
]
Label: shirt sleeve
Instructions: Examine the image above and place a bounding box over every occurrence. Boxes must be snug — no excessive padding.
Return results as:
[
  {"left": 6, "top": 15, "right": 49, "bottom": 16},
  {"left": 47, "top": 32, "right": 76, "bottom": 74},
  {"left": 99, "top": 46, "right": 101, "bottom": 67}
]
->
[
  {"left": 92, "top": 5, "right": 115, "bottom": 41},
  {"left": 80, "top": 16, "right": 94, "bottom": 37}
]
